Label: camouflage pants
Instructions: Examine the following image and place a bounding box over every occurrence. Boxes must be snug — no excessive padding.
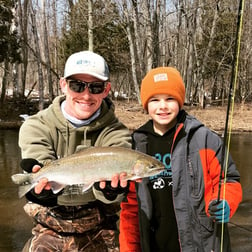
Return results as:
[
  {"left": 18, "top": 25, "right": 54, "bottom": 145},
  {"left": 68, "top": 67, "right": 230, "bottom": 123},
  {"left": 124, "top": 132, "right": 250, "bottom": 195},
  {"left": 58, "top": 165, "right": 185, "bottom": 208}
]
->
[
  {"left": 22, "top": 203, "right": 119, "bottom": 252},
  {"left": 22, "top": 224, "right": 119, "bottom": 252}
]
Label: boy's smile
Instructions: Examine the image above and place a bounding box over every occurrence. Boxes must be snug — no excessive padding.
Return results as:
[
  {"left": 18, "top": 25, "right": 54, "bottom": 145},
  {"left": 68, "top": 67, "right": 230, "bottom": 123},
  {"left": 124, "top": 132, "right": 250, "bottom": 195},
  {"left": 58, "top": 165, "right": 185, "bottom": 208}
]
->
[{"left": 147, "top": 94, "right": 180, "bottom": 135}]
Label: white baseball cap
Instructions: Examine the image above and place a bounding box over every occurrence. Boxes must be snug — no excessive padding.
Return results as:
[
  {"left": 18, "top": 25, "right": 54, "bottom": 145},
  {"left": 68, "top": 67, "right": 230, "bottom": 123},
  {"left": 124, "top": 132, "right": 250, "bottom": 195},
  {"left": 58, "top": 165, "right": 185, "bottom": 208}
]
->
[{"left": 64, "top": 51, "right": 109, "bottom": 81}]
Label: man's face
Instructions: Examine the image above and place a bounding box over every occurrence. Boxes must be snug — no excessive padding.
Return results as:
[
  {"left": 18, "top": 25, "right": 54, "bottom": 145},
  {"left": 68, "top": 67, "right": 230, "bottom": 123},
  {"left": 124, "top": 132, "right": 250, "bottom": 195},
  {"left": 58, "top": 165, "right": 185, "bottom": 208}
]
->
[{"left": 60, "top": 74, "right": 111, "bottom": 120}]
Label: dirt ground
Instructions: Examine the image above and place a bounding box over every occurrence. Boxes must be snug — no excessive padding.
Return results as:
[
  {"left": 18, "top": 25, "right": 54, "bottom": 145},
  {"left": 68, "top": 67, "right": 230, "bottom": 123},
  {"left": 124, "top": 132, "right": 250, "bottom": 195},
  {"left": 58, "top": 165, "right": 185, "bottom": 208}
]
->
[
  {"left": 114, "top": 101, "right": 252, "bottom": 134},
  {"left": 0, "top": 99, "right": 252, "bottom": 133}
]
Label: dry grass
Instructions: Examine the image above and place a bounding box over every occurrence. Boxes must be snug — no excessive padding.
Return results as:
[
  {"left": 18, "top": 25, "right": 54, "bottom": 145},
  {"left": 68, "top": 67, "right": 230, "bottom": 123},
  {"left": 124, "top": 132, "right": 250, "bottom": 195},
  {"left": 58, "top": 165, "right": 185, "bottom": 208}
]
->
[
  {"left": 0, "top": 98, "right": 251, "bottom": 133},
  {"left": 114, "top": 101, "right": 252, "bottom": 134}
]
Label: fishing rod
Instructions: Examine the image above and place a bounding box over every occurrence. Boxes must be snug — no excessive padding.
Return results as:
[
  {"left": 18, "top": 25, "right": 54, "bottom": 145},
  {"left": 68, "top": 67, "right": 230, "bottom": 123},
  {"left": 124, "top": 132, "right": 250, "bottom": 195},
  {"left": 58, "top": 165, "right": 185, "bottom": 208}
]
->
[{"left": 211, "top": 0, "right": 245, "bottom": 251}]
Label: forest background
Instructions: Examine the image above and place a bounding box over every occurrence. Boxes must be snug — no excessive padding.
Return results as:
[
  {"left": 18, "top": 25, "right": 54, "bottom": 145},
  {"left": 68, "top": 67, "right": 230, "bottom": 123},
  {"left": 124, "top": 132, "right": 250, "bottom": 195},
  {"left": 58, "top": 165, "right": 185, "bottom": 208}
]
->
[{"left": 0, "top": 0, "right": 251, "bottom": 132}]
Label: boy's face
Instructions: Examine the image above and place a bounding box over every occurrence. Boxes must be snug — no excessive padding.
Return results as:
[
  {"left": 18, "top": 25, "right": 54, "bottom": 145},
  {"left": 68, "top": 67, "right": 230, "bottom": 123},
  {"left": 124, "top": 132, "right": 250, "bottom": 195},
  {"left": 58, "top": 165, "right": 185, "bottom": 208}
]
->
[{"left": 147, "top": 94, "right": 180, "bottom": 135}]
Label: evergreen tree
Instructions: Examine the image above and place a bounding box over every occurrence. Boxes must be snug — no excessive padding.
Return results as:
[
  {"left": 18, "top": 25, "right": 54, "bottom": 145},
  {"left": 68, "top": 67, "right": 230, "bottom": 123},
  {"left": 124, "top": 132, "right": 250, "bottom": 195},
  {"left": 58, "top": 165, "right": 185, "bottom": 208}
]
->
[
  {"left": 59, "top": 0, "right": 129, "bottom": 75},
  {"left": 0, "top": 0, "right": 21, "bottom": 63}
]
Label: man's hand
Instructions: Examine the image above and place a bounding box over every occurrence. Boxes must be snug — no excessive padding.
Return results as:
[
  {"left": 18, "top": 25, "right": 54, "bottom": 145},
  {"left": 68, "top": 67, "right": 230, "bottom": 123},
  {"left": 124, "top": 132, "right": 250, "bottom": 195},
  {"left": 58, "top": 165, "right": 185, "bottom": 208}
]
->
[
  {"left": 32, "top": 165, "right": 51, "bottom": 194},
  {"left": 20, "top": 158, "right": 51, "bottom": 194}
]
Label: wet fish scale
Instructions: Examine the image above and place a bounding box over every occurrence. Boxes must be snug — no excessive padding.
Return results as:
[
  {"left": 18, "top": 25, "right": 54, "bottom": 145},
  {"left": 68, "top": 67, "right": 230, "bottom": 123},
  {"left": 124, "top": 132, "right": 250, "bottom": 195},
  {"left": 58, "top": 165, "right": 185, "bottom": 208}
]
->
[{"left": 11, "top": 146, "right": 165, "bottom": 198}]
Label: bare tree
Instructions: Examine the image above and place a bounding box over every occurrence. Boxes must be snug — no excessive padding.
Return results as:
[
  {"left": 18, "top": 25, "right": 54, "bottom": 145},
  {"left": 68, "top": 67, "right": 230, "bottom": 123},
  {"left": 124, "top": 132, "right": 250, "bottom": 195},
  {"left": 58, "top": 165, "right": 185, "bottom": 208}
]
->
[
  {"left": 132, "top": 0, "right": 144, "bottom": 79},
  {"left": 30, "top": 2, "right": 44, "bottom": 110},
  {"left": 152, "top": 0, "right": 161, "bottom": 67},
  {"left": 198, "top": 0, "right": 220, "bottom": 107},
  {"left": 143, "top": 0, "right": 154, "bottom": 71},
  {"left": 88, "top": 0, "right": 94, "bottom": 51},
  {"left": 0, "top": 60, "right": 9, "bottom": 105},
  {"left": 3, "top": 0, "right": 250, "bottom": 108},
  {"left": 17, "top": 0, "right": 29, "bottom": 97},
  {"left": 51, "top": 0, "right": 60, "bottom": 96},
  {"left": 42, "top": 0, "right": 54, "bottom": 102},
  {"left": 121, "top": 0, "right": 141, "bottom": 104}
]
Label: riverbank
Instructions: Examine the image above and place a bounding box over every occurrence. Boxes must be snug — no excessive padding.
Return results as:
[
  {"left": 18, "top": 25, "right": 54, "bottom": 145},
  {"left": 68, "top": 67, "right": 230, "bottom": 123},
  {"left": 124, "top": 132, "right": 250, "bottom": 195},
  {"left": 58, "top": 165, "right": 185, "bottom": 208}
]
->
[
  {"left": 0, "top": 100, "right": 252, "bottom": 133},
  {"left": 114, "top": 101, "right": 252, "bottom": 134}
]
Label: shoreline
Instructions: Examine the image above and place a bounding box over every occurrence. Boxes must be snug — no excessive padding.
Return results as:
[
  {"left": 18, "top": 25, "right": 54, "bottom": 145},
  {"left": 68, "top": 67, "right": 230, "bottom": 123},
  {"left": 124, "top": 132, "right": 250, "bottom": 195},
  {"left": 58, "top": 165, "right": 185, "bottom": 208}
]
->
[
  {"left": 1, "top": 120, "right": 252, "bottom": 135},
  {"left": 114, "top": 102, "right": 252, "bottom": 134},
  {"left": 1, "top": 103, "right": 252, "bottom": 134}
]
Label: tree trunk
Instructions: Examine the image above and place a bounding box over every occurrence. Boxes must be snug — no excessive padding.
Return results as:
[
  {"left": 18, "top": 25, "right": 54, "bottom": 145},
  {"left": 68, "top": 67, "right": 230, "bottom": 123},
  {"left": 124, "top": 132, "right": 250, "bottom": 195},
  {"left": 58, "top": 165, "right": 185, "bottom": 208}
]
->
[
  {"left": 132, "top": 0, "right": 144, "bottom": 80},
  {"left": 185, "top": 0, "right": 199, "bottom": 105},
  {"left": 152, "top": 0, "right": 161, "bottom": 68},
  {"left": 198, "top": 0, "right": 220, "bottom": 108},
  {"left": 12, "top": 63, "right": 19, "bottom": 98},
  {"left": 18, "top": 0, "right": 29, "bottom": 97},
  {"left": 88, "top": 0, "right": 94, "bottom": 51},
  {"left": 42, "top": 0, "right": 54, "bottom": 103},
  {"left": 0, "top": 60, "right": 9, "bottom": 105},
  {"left": 30, "top": 3, "right": 44, "bottom": 110},
  {"left": 143, "top": 0, "right": 153, "bottom": 71},
  {"left": 123, "top": 0, "right": 141, "bottom": 104},
  {"left": 52, "top": 0, "right": 59, "bottom": 96}
]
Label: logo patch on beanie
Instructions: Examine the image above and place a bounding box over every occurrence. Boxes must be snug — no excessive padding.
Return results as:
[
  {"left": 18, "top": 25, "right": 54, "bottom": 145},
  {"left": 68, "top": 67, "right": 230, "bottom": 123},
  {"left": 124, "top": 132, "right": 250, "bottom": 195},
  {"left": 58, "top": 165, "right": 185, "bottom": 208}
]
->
[{"left": 154, "top": 73, "right": 168, "bottom": 82}]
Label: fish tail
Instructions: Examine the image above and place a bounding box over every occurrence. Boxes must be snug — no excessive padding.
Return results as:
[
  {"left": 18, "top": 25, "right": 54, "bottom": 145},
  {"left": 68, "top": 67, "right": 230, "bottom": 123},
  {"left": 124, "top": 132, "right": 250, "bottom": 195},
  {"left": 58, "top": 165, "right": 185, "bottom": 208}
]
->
[
  {"left": 11, "top": 173, "right": 31, "bottom": 185},
  {"left": 18, "top": 184, "right": 34, "bottom": 198}
]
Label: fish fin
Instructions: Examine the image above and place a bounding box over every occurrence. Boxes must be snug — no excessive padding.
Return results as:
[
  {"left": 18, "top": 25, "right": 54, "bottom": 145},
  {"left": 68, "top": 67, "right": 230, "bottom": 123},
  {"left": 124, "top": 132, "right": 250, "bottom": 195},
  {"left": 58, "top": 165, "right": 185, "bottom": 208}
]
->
[
  {"left": 124, "top": 175, "right": 142, "bottom": 181},
  {"left": 18, "top": 184, "right": 34, "bottom": 198},
  {"left": 11, "top": 173, "right": 30, "bottom": 185},
  {"left": 49, "top": 182, "right": 65, "bottom": 194},
  {"left": 18, "top": 182, "right": 64, "bottom": 198},
  {"left": 81, "top": 183, "right": 94, "bottom": 193}
]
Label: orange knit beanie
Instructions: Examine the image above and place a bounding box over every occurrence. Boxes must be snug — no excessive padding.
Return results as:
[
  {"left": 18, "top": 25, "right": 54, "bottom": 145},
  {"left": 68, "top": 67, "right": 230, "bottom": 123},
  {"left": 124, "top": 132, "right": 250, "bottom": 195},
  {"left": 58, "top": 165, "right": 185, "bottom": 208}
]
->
[{"left": 140, "top": 67, "right": 185, "bottom": 110}]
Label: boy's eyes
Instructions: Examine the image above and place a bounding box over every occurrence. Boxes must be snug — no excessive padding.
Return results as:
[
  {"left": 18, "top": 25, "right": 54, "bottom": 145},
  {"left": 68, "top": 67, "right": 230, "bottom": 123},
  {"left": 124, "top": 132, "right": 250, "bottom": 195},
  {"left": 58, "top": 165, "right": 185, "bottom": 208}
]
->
[{"left": 149, "top": 97, "right": 174, "bottom": 102}]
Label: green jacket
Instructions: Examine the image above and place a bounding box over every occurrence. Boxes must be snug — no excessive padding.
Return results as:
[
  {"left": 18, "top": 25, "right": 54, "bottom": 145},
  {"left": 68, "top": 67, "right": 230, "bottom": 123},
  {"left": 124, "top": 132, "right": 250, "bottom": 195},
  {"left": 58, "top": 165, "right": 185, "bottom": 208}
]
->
[
  {"left": 19, "top": 95, "right": 131, "bottom": 161},
  {"left": 19, "top": 95, "right": 131, "bottom": 206}
]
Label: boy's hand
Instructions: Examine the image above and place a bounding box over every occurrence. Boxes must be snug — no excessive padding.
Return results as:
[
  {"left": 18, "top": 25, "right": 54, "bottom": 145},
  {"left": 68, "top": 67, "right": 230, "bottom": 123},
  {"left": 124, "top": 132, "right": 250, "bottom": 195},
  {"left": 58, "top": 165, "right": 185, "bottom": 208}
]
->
[
  {"left": 208, "top": 199, "right": 230, "bottom": 223},
  {"left": 99, "top": 172, "right": 128, "bottom": 189},
  {"left": 99, "top": 172, "right": 142, "bottom": 189},
  {"left": 95, "top": 172, "right": 130, "bottom": 201}
]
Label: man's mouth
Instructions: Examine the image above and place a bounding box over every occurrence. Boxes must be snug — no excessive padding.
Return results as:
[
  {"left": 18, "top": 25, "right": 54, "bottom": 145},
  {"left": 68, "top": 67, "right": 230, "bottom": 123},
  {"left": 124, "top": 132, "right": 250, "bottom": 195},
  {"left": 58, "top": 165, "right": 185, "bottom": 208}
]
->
[{"left": 75, "top": 100, "right": 94, "bottom": 108}]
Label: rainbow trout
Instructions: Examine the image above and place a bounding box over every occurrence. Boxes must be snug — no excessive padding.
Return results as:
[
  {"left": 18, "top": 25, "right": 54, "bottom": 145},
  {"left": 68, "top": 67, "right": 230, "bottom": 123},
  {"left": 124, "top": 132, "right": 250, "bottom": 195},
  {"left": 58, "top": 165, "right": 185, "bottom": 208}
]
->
[{"left": 11, "top": 146, "right": 165, "bottom": 198}]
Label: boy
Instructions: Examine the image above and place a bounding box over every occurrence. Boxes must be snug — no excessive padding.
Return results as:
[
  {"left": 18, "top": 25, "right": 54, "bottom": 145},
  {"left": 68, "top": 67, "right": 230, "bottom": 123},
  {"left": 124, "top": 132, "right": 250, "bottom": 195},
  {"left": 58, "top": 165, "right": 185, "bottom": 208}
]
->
[{"left": 120, "top": 67, "right": 242, "bottom": 252}]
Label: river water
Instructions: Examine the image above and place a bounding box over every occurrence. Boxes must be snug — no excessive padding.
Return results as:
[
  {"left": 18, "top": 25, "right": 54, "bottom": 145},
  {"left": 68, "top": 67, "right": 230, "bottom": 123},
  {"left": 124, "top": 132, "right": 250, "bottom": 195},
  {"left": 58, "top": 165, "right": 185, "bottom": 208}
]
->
[{"left": 0, "top": 129, "right": 251, "bottom": 251}]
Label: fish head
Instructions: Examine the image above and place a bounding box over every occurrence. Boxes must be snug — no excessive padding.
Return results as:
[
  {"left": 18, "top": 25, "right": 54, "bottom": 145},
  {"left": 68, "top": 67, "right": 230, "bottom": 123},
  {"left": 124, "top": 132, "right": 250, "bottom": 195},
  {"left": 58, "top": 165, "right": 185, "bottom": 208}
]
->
[{"left": 128, "top": 157, "right": 165, "bottom": 180}]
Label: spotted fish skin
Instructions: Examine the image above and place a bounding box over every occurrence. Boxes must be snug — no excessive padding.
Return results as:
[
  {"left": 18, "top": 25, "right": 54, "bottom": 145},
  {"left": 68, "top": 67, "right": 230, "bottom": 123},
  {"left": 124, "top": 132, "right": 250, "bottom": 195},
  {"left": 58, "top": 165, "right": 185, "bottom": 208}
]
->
[{"left": 11, "top": 146, "right": 165, "bottom": 198}]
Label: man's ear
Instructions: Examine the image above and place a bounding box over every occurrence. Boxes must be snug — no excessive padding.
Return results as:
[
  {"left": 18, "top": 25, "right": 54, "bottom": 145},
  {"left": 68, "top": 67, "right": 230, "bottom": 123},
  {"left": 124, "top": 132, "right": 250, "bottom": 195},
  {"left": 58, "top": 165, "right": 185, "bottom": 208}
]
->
[
  {"left": 103, "top": 82, "right": 111, "bottom": 96},
  {"left": 60, "top": 78, "right": 67, "bottom": 94}
]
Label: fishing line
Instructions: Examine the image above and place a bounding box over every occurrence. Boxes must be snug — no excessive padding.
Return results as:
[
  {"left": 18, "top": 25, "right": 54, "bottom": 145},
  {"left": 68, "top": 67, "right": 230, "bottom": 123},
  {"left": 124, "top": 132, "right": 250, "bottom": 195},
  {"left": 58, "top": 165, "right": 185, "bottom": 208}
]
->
[
  {"left": 229, "top": 221, "right": 252, "bottom": 233},
  {"left": 211, "top": 0, "right": 245, "bottom": 251}
]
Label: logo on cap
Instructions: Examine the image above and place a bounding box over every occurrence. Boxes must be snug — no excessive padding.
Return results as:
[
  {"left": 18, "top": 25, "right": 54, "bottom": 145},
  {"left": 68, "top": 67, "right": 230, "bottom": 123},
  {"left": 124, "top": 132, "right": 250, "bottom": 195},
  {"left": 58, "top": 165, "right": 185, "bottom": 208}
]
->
[
  {"left": 76, "top": 59, "right": 95, "bottom": 67},
  {"left": 154, "top": 73, "right": 168, "bottom": 82}
]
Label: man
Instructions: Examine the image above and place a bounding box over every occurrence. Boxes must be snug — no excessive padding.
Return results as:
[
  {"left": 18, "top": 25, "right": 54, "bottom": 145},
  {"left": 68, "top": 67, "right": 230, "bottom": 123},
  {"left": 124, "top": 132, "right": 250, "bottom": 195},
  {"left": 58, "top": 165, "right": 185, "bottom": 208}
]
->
[{"left": 19, "top": 51, "right": 131, "bottom": 251}]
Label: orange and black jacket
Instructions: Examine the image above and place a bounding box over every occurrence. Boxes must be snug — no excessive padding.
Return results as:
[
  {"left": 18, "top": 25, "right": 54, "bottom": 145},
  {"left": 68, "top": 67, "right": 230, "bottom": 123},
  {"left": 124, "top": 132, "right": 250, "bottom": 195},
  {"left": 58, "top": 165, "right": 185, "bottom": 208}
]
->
[{"left": 120, "top": 110, "right": 242, "bottom": 252}]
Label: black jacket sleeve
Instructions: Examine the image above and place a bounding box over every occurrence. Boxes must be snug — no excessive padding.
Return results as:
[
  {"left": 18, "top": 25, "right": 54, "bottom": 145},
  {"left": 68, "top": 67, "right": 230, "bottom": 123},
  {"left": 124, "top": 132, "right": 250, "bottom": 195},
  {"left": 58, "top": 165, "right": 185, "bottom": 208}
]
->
[
  {"left": 93, "top": 181, "right": 129, "bottom": 201},
  {"left": 20, "top": 158, "right": 60, "bottom": 206}
]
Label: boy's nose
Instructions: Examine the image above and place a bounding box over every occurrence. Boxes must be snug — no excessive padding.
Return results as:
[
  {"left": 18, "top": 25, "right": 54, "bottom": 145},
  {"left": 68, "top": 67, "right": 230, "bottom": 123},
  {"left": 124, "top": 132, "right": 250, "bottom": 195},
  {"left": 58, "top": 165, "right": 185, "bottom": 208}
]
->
[{"left": 159, "top": 99, "right": 167, "bottom": 108}]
